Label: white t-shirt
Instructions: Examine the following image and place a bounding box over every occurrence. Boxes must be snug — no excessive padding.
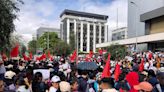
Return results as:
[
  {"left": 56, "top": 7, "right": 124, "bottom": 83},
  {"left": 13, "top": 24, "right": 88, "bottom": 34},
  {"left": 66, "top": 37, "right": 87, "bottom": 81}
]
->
[
  {"left": 16, "top": 86, "right": 30, "bottom": 92},
  {"left": 144, "top": 62, "right": 149, "bottom": 70},
  {"left": 102, "top": 88, "right": 118, "bottom": 92},
  {"left": 49, "top": 87, "right": 57, "bottom": 92}
]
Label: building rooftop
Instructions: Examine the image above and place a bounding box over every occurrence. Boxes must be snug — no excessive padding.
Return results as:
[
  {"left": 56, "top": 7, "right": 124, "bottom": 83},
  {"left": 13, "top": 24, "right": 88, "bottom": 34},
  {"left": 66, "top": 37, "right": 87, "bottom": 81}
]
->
[
  {"left": 37, "top": 27, "right": 60, "bottom": 31},
  {"left": 60, "top": 9, "right": 108, "bottom": 20},
  {"left": 140, "top": 6, "right": 164, "bottom": 22},
  {"left": 112, "top": 27, "right": 127, "bottom": 32}
]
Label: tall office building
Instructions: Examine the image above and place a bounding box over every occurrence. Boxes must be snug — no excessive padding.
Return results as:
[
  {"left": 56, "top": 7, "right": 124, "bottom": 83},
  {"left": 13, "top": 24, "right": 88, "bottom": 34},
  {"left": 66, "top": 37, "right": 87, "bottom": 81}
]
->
[
  {"left": 60, "top": 9, "right": 108, "bottom": 53},
  {"left": 128, "top": 0, "right": 164, "bottom": 50},
  {"left": 96, "top": 0, "right": 164, "bottom": 51}
]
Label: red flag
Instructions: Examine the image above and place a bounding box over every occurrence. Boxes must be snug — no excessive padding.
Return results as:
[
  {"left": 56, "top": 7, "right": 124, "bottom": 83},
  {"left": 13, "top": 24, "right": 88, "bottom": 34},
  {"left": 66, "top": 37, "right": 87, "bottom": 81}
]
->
[
  {"left": 36, "top": 57, "right": 40, "bottom": 61},
  {"left": 23, "top": 53, "right": 30, "bottom": 61},
  {"left": 39, "top": 54, "right": 46, "bottom": 60},
  {"left": 114, "top": 63, "right": 121, "bottom": 81},
  {"left": 10, "top": 45, "right": 19, "bottom": 57},
  {"left": 29, "top": 52, "right": 33, "bottom": 60},
  {"left": 70, "top": 50, "right": 77, "bottom": 62},
  {"left": 139, "top": 58, "right": 144, "bottom": 72},
  {"left": 85, "top": 51, "right": 94, "bottom": 62},
  {"left": 101, "top": 54, "right": 111, "bottom": 78},
  {"left": 47, "top": 50, "right": 53, "bottom": 61},
  {"left": 89, "top": 51, "right": 93, "bottom": 58},
  {"left": 98, "top": 49, "right": 103, "bottom": 55}
]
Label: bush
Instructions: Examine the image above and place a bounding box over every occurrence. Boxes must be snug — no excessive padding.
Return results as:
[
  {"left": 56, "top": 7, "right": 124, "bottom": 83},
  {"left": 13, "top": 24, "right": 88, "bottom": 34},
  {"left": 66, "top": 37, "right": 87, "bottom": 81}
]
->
[{"left": 105, "top": 44, "right": 127, "bottom": 60}]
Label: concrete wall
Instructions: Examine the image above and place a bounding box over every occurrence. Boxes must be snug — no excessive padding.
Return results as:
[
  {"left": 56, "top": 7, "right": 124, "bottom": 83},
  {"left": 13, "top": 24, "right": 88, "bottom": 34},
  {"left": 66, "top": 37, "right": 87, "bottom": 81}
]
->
[
  {"left": 150, "top": 16, "right": 164, "bottom": 34},
  {"left": 128, "top": 0, "right": 164, "bottom": 38}
]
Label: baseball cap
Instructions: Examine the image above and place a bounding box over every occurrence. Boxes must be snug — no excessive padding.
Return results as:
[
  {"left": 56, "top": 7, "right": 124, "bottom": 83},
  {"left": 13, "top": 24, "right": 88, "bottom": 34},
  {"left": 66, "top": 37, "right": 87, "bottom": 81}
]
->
[
  {"left": 51, "top": 75, "right": 60, "bottom": 83},
  {"left": 134, "top": 82, "right": 153, "bottom": 91}
]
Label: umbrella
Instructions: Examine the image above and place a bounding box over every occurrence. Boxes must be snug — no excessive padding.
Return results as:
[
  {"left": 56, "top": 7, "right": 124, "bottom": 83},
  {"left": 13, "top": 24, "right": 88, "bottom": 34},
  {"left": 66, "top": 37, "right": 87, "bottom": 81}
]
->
[{"left": 77, "top": 62, "right": 98, "bottom": 70}]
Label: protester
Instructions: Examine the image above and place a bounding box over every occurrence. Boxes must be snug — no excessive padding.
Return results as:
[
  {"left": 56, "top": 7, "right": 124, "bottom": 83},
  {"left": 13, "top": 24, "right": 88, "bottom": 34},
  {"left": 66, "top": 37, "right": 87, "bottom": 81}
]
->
[
  {"left": 100, "top": 77, "right": 117, "bottom": 92},
  {"left": 49, "top": 75, "right": 61, "bottom": 92},
  {"left": 153, "top": 72, "right": 164, "bottom": 91},
  {"left": 4, "top": 70, "right": 16, "bottom": 92},
  {"left": 32, "top": 72, "right": 46, "bottom": 92},
  {"left": 0, "top": 58, "right": 6, "bottom": 80},
  {"left": 0, "top": 80, "right": 4, "bottom": 92},
  {"left": 59, "top": 81, "right": 71, "bottom": 92},
  {"left": 0, "top": 50, "right": 163, "bottom": 92},
  {"left": 15, "top": 78, "right": 30, "bottom": 92},
  {"left": 78, "top": 70, "right": 88, "bottom": 92},
  {"left": 115, "top": 73, "right": 131, "bottom": 92},
  {"left": 86, "top": 72, "right": 99, "bottom": 92},
  {"left": 70, "top": 78, "right": 78, "bottom": 92},
  {"left": 134, "top": 81, "right": 153, "bottom": 92}
]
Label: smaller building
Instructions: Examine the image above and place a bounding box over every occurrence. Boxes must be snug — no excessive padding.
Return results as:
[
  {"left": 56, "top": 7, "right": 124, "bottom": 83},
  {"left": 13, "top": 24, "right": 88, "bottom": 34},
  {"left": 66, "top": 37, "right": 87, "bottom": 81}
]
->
[
  {"left": 36, "top": 27, "right": 60, "bottom": 39},
  {"left": 60, "top": 9, "right": 108, "bottom": 53},
  {"left": 112, "top": 27, "right": 127, "bottom": 41}
]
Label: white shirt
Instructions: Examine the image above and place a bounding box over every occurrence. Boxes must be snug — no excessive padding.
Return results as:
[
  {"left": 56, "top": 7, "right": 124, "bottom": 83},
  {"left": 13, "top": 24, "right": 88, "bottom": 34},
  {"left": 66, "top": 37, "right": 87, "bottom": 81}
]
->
[
  {"left": 102, "top": 88, "right": 118, "bottom": 92},
  {"left": 144, "top": 62, "right": 149, "bottom": 70},
  {"left": 49, "top": 87, "right": 57, "bottom": 92},
  {"left": 16, "top": 86, "right": 30, "bottom": 92}
]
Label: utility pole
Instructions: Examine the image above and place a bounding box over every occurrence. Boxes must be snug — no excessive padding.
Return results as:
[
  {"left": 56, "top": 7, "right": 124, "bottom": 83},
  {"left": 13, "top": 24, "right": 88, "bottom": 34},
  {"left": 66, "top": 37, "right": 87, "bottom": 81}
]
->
[
  {"left": 116, "top": 8, "right": 118, "bottom": 30},
  {"left": 130, "top": 1, "right": 138, "bottom": 52}
]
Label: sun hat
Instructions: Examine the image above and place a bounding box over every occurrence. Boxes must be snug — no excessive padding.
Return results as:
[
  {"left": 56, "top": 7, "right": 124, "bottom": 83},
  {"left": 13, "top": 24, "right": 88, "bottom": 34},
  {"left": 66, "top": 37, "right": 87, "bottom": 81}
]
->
[
  {"left": 4, "top": 71, "right": 16, "bottom": 79},
  {"left": 6, "top": 64, "right": 13, "bottom": 69},
  {"left": 51, "top": 75, "right": 60, "bottom": 83},
  {"left": 59, "top": 81, "right": 71, "bottom": 92},
  {"left": 134, "top": 81, "right": 153, "bottom": 91}
]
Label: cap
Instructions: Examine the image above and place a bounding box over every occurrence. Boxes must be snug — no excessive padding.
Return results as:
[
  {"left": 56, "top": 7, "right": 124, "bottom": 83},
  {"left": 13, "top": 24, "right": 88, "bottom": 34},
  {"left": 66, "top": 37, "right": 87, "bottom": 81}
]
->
[
  {"left": 134, "top": 82, "right": 153, "bottom": 91},
  {"left": 4, "top": 71, "right": 16, "bottom": 79},
  {"left": 59, "top": 81, "right": 71, "bottom": 92},
  {"left": 6, "top": 64, "right": 13, "bottom": 69},
  {"left": 51, "top": 75, "right": 60, "bottom": 83}
]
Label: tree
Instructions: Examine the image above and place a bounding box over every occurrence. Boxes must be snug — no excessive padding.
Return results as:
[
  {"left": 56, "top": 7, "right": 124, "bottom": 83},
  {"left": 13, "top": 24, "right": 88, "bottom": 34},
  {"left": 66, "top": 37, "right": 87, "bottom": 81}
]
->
[
  {"left": 0, "top": 0, "right": 23, "bottom": 50},
  {"left": 105, "top": 44, "right": 127, "bottom": 60},
  {"left": 53, "top": 41, "right": 71, "bottom": 56},
  {"left": 28, "top": 40, "right": 37, "bottom": 54},
  {"left": 37, "top": 32, "right": 59, "bottom": 50},
  {"left": 28, "top": 32, "right": 72, "bottom": 56}
]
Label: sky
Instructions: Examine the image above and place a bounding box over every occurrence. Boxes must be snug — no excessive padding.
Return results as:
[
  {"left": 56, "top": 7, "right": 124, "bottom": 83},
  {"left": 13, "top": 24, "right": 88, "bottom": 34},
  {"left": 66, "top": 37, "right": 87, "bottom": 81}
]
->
[{"left": 14, "top": 0, "right": 127, "bottom": 45}]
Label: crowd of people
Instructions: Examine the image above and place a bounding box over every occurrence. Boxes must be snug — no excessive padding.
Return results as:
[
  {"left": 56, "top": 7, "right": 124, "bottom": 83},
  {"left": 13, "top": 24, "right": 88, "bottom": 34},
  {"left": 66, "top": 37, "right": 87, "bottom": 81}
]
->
[{"left": 0, "top": 51, "right": 164, "bottom": 92}]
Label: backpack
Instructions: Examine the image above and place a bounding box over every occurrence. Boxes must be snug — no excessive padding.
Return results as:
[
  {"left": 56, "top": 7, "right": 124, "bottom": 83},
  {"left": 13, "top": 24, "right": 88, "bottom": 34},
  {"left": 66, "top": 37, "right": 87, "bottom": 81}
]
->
[{"left": 86, "top": 82, "right": 97, "bottom": 92}]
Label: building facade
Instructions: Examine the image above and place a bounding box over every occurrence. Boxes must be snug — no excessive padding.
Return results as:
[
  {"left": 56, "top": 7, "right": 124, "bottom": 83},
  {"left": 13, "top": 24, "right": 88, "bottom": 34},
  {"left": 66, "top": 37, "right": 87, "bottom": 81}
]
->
[
  {"left": 60, "top": 9, "right": 108, "bottom": 53},
  {"left": 127, "top": 0, "right": 164, "bottom": 51},
  {"left": 140, "top": 6, "right": 164, "bottom": 50},
  {"left": 96, "top": 1, "right": 164, "bottom": 52},
  {"left": 112, "top": 27, "right": 127, "bottom": 41},
  {"left": 36, "top": 27, "right": 60, "bottom": 39},
  {"left": 128, "top": 0, "right": 164, "bottom": 38}
]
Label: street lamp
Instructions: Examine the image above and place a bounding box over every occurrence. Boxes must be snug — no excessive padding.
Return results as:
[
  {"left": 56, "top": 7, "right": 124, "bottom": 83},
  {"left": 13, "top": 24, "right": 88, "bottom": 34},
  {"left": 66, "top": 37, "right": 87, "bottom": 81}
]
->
[{"left": 130, "top": 1, "right": 138, "bottom": 52}]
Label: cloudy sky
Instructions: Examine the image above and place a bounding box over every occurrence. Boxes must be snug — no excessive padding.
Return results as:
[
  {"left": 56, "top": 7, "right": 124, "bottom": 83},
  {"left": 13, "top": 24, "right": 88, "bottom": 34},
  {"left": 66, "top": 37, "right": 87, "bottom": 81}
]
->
[{"left": 14, "top": 0, "right": 127, "bottom": 45}]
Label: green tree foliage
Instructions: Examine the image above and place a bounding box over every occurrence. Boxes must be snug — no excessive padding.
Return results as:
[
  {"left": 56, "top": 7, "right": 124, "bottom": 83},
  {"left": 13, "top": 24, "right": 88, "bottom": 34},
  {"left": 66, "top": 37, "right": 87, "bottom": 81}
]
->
[
  {"left": 37, "top": 32, "right": 59, "bottom": 49},
  {"left": 105, "top": 44, "right": 127, "bottom": 60},
  {"left": 0, "top": 0, "right": 23, "bottom": 49},
  {"left": 28, "top": 32, "right": 71, "bottom": 56},
  {"left": 28, "top": 40, "right": 37, "bottom": 54},
  {"left": 53, "top": 41, "right": 71, "bottom": 56}
]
